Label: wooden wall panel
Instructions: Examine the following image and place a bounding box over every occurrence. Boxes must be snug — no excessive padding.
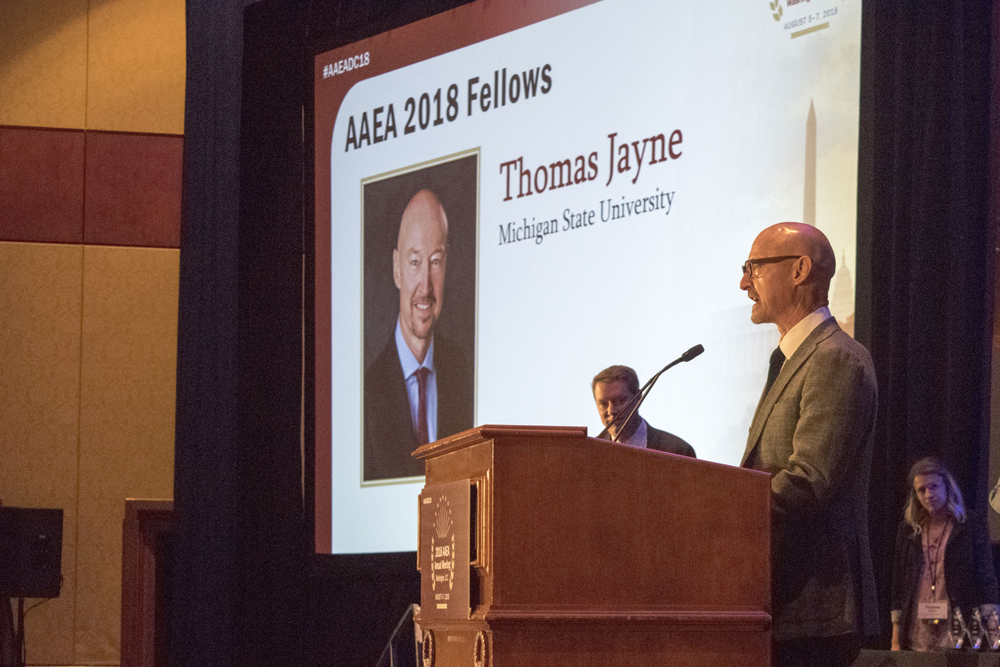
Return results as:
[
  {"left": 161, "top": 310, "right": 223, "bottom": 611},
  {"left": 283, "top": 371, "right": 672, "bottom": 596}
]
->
[
  {"left": 76, "top": 246, "right": 178, "bottom": 663},
  {"left": 0, "top": 241, "right": 83, "bottom": 666},
  {"left": 86, "top": 0, "right": 186, "bottom": 134},
  {"left": 84, "top": 131, "right": 183, "bottom": 248},
  {"left": 0, "top": 126, "right": 85, "bottom": 243},
  {"left": 0, "top": 0, "right": 88, "bottom": 129},
  {"left": 1, "top": 0, "right": 186, "bottom": 662}
]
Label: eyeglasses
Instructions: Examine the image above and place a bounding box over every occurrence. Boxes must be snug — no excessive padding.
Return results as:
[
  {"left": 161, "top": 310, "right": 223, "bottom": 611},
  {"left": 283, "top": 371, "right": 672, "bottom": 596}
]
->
[{"left": 741, "top": 255, "right": 802, "bottom": 278}]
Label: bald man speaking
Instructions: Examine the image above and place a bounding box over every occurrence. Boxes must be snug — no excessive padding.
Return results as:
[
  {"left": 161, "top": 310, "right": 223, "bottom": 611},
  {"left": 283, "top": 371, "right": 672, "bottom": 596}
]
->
[
  {"left": 364, "top": 189, "right": 473, "bottom": 481},
  {"left": 739, "top": 223, "right": 878, "bottom": 667}
]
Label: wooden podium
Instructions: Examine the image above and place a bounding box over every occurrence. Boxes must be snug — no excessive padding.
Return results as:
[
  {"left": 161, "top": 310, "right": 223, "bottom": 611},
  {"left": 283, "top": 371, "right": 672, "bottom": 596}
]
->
[{"left": 412, "top": 425, "right": 772, "bottom": 667}]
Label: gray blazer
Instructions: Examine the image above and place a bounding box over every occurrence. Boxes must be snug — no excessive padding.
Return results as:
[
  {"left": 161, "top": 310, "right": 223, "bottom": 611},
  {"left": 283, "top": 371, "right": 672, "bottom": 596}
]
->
[{"left": 741, "top": 317, "right": 879, "bottom": 641}]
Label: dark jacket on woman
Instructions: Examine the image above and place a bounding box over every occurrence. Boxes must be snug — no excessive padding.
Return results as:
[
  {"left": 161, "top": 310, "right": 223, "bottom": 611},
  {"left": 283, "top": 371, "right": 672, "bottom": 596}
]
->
[{"left": 891, "top": 512, "right": 999, "bottom": 649}]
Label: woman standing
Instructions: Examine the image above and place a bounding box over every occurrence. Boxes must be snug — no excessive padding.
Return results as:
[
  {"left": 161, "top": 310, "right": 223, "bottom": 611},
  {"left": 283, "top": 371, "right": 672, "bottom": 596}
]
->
[{"left": 891, "top": 457, "right": 999, "bottom": 650}]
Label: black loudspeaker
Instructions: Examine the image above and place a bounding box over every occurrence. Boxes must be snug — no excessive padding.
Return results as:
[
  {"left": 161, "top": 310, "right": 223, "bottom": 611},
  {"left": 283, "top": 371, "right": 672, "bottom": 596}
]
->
[{"left": 0, "top": 508, "right": 63, "bottom": 599}]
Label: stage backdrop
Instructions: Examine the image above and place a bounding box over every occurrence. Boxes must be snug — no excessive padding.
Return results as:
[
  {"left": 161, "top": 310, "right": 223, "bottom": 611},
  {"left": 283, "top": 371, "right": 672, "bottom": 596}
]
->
[{"left": 172, "top": 1, "right": 997, "bottom": 666}]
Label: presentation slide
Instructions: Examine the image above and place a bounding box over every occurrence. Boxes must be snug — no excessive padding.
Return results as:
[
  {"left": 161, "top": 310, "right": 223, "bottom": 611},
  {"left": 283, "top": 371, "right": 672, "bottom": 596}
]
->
[{"left": 314, "top": 0, "right": 862, "bottom": 554}]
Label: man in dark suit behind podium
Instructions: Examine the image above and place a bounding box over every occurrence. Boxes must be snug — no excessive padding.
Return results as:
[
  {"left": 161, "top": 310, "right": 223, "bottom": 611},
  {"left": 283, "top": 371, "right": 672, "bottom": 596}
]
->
[
  {"left": 591, "top": 365, "right": 695, "bottom": 457},
  {"left": 363, "top": 190, "right": 473, "bottom": 482},
  {"left": 739, "top": 223, "right": 878, "bottom": 667}
]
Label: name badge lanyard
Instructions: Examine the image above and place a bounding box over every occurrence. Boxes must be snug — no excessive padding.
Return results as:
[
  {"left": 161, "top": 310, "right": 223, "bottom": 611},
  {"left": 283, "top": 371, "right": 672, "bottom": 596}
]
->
[
  {"left": 916, "top": 519, "right": 952, "bottom": 625},
  {"left": 924, "top": 520, "right": 951, "bottom": 600}
]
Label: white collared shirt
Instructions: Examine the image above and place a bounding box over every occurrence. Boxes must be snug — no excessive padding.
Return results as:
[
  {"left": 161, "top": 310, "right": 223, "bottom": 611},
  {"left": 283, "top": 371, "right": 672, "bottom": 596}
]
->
[
  {"left": 394, "top": 319, "right": 438, "bottom": 442},
  {"left": 621, "top": 418, "right": 649, "bottom": 449},
  {"left": 778, "top": 306, "right": 833, "bottom": 363}
]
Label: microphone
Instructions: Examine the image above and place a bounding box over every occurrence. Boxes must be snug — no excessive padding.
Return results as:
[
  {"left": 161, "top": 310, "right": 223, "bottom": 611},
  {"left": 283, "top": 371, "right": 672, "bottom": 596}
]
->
[
  {"left": 679, "top": 344, "right": 704, "bottom": 362},
  {"left": 596, "top": 344, "right": 705, "bottom": 442}
]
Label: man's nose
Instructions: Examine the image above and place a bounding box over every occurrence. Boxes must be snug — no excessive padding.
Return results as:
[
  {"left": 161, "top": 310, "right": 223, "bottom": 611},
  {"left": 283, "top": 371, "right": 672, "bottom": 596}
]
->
[
  {"left": 423, "top": 263, "right": 437, "bottom": 293},
  {"left": 415, "top": 264, "right": 431, "bottom": 294},
  {"left": 740, "top": 273, "right": 751, "bottom": 290}
]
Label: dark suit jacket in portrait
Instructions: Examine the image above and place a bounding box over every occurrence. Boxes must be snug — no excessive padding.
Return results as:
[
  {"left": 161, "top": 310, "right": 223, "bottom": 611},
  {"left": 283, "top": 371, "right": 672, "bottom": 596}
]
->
[
  {"left": 740, "top": 317, "right": 879, "bottom": 641},
  {"left": 647, "top": 424, "right": 696, "bottom": 458},
  {"left": 363, "top": 332, "right": 473, "bottom": 481}
]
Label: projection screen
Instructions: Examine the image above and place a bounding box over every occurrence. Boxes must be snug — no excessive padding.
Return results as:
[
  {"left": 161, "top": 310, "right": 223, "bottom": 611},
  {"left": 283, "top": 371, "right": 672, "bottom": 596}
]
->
[{"left": 314, "top": 0, "right": 862, "bottom": 554}]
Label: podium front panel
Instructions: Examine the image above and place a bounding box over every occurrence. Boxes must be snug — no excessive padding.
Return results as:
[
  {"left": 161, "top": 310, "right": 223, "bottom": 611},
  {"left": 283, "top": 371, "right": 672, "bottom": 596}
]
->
[
  {"left": 419, "top": 479, "right": 471, "bottom": 619},
  {"left": 413, "top": 425, "right": 771, "bottom": 667}
]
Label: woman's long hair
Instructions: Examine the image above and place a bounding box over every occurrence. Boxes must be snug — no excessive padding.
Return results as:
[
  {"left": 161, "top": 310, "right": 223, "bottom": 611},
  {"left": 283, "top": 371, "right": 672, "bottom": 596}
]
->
[{"left": 904, "top": 457, "right": 966, "bottom": 533}]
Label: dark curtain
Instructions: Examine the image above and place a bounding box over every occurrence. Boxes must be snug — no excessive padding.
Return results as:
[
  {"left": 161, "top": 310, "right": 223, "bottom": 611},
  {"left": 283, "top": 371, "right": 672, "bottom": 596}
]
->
[
  {"left": 232, "top": 2, "right": 309, "bottom": 666},
  {"left": 174, "top": 1, "right": 997, "bottom": 665},
  {"left": 857, "top": 0, "right": 996, "bottom": 641},
  {"left": 171, "top": 2, "right": 245, "bottom": 667},
  {"left": 173, "top": 1, "right": 306, "bottom": 666}
]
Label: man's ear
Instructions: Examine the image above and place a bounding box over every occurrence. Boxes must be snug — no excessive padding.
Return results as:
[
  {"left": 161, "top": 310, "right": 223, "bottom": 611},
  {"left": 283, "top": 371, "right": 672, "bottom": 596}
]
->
[
  {"left": 791, "top": 255, "right": 813, "bottom": 285},
  {"left": 393, "top": 248, "right": 401, "bottom": 289}
]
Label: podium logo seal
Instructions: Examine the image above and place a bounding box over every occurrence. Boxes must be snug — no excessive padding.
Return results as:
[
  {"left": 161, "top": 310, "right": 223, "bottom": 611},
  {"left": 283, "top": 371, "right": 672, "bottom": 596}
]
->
[{"left": 430, "top": 496, "right": 456, "bottom": 599}]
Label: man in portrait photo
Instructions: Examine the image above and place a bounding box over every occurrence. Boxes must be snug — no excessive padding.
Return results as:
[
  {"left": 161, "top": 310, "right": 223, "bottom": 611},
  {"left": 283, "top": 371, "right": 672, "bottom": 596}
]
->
[{"left": 362, "top": 156, "right": 476, "bottom": 482}]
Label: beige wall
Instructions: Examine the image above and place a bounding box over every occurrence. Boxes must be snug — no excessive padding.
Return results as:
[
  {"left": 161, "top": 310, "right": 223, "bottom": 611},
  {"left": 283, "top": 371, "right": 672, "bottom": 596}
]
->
[
  {"left": 0, "top": 0, "right": 185, "bottom": 664},
  {"left": 0, "top": 0, "right": 185, "bottom": 133}
]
